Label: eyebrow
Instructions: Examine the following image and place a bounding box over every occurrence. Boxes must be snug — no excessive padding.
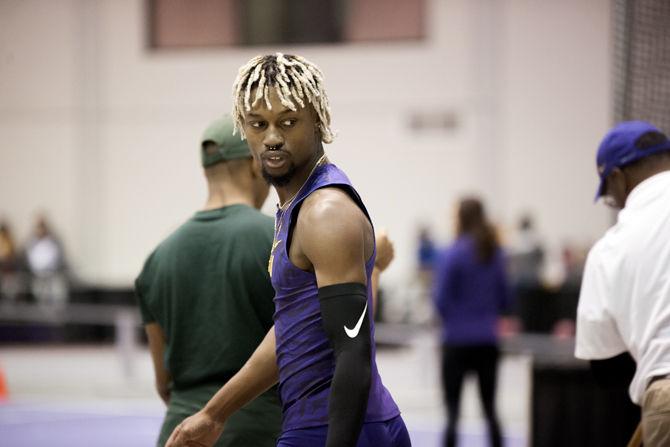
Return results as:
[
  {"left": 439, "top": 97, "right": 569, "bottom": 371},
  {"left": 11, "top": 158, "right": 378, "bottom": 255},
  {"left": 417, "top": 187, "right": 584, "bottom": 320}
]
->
[{"left": 246, "top": 107, "right": 295, "bottom": 118}]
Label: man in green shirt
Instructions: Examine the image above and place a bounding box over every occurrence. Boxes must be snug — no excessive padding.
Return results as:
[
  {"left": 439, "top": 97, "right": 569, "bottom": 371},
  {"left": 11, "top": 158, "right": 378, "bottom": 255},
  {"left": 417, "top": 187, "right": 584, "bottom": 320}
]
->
[{"left": 135, "top": 115, "right": 281, "bottom": 447}]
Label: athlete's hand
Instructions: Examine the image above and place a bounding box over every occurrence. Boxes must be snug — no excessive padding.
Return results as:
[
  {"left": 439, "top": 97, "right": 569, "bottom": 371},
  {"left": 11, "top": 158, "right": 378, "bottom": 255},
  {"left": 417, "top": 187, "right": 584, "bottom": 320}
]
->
[
  {"left": 165, "top": 410, "right": 224, "bottom": 447},
  {"left": 374, "top": 229, "right": 395, "bottom": 272}
]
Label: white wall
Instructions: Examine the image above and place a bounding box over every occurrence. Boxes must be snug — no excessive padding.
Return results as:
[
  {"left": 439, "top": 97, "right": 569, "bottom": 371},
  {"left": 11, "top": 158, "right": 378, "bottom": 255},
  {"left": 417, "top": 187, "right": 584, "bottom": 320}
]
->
[
  {"left": 0, "top": 0, "right": 613, "bottom": 287},
  {"left": 500, "top": 0, "right": 613, "bottom": 256},
  {"left": 0, "top": 0, "right": 80, "bottom": 272}
]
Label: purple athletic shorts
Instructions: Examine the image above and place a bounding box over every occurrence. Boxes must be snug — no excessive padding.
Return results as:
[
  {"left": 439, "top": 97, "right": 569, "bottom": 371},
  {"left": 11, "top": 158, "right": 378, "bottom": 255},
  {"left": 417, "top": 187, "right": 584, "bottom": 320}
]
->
[{"left": 276, "top": 415, "right": 411, "bottom": 447}]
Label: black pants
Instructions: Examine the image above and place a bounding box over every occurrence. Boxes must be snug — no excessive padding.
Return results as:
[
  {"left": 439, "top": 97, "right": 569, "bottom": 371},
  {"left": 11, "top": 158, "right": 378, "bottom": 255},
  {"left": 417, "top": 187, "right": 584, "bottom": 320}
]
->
[{"left": 441, "top": 344, "right": 502, "bottom": 447}]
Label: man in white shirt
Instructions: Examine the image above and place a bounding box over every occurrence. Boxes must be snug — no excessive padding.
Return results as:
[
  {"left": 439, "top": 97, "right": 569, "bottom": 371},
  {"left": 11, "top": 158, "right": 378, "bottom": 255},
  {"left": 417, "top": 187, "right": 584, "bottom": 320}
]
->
[{"left": 575, "top": 120, "right": 670, "bottom": 446}]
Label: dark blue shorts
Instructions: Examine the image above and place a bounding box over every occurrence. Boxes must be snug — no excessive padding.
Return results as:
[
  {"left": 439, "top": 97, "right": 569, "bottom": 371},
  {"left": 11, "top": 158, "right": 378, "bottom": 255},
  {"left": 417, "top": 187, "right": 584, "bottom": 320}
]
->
[{"left": 276, "top": 415, "right": 411, "bottom": 447}]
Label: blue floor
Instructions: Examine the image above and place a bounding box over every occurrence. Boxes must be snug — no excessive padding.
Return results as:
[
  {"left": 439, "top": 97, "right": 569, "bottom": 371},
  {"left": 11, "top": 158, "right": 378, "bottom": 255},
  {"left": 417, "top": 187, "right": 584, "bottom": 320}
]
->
[
  {"left": 0, "top": 402, "right": 525, "bottom": 447},
  {"left": 0, "top": 403, "right": 161, "bottom": 447}
]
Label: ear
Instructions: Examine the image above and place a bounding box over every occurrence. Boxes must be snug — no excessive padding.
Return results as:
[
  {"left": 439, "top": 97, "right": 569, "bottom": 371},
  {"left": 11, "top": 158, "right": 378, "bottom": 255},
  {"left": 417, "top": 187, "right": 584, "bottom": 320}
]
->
[
  {"left": 615, "top": 167, "right": 630, "bottom": 186},
  {"left": 607, "top": 167, "right": 624, "bottom": 192},
  {"left": 307, "top": 104, "right": 322, "bottom": 138},
  {"left": 313, "top": 119, "right": 323, "bottom": 140},
  {"left": 606, "top": 167, "right": 630, "bottom": 208}
]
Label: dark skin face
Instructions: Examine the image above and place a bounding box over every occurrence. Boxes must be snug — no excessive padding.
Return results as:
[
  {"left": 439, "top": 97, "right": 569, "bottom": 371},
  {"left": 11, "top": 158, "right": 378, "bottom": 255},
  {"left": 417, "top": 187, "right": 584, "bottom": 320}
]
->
[
  {"left": 602, "top": 167, "right": 629, "bottom": 210},
  {"left": 601, "top": 155, "right": 670, "bottom": 209},
  {"left": 242, "top": 87, "right": 323, "bottom": 204}
]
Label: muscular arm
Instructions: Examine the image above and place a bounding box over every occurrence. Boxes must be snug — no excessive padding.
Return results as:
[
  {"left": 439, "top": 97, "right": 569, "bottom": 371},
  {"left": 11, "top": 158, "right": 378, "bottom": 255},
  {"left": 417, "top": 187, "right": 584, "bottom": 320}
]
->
[
  {"left": 294, "top": 188, "right": 374, "bottom": 447},
  {"left": 165, "top": 327, "right": 279, "bottom": 447},
  {"left": 144, "top": 323, "right": 171, "bottom": 405}
]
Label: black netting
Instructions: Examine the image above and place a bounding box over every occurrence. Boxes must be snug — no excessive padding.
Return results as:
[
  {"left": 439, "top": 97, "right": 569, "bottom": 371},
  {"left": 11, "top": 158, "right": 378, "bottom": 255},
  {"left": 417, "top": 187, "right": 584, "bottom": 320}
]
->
[{"left": 613, "top": 0, "right": 670, "bottom": 131}]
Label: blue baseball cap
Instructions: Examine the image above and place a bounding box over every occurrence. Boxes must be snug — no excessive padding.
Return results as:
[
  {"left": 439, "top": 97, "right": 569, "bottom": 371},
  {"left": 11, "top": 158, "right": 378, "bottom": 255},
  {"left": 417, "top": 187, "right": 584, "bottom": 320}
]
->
[{"left": 594, "top": 120, "right": 670, "bottom": 199}]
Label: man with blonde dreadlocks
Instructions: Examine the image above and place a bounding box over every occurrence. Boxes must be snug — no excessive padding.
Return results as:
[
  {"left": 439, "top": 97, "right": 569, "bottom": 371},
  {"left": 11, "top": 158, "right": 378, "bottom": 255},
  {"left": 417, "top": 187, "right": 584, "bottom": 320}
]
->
[{"left": 166, "top": 53, "right": 411, "bottom": 447}]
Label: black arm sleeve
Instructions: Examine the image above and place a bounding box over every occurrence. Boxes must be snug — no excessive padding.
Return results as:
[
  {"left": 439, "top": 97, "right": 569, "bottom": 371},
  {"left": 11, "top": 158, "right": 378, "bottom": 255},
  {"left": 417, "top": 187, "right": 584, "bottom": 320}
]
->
[
  {"left": 590, "top": 351, "right": 636, "bottom": 389},
  {"left": 318, "top": 282, "right": 372, "bottom": 447}
]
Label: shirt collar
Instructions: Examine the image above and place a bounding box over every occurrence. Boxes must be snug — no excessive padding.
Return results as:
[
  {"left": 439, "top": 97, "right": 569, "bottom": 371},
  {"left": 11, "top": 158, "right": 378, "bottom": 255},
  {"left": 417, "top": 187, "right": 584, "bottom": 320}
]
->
[{"left": 626, "top": 170, "right": 670, "bottom": 209}]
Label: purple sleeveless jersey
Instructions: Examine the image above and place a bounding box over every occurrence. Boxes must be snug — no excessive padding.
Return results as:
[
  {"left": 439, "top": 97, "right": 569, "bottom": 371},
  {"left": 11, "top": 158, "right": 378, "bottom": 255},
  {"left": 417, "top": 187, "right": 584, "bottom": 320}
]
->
[{"left": 269, "top": 162, "right": 400, "bottom": 431}]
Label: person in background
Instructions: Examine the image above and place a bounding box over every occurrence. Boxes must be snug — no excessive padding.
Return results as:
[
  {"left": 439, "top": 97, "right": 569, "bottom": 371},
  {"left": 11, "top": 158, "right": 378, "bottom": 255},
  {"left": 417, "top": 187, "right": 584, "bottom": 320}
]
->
[
  {"left": 135, "top": 115, "right": 282, "bottom": 447},
  {"left": 509, "top": 214, "right": 544, "bottom": 294},
  {"left": 433, "top": 197, "right": 513, "bottom": 447},
  {"left": 575, "top": 120, "right": 670, "bottom": 446},
  {"left": 0, "top": 220, "right": 22, "bottom": 303},
  {"left": 417, "top": 225, "right": 437, "bottom": 276},
  {"left": 25, "top": 215, "right": 68, "bottom": 308},
  {"left": 417, "top": 225, "right": 437, "bottom": 290}
]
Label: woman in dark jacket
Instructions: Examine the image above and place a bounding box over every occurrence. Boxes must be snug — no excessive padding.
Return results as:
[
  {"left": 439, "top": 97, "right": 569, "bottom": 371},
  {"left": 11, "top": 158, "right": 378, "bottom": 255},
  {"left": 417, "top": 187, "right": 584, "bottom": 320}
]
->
[{"left": 433, "top": 197, "right": 512, "bottom": 447}]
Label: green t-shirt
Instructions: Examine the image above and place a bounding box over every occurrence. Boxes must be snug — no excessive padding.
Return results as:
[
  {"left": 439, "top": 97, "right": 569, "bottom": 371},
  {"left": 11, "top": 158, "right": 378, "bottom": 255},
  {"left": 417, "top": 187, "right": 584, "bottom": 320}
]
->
[{"left": 135, "top": 204, "right": 276, "bottom": 390}]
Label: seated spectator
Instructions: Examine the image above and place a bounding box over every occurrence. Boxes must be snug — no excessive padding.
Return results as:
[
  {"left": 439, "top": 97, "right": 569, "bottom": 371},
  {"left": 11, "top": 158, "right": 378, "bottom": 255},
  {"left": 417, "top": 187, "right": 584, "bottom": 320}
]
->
[
  {"left": 0, "top": 220, "right": 23, "bottom": 303},
  {"left": 25, "top": 215, "right": 68, "bottom": 308},
  {"left": 509, "top": 214, "right": 545, "bottom": 290}
]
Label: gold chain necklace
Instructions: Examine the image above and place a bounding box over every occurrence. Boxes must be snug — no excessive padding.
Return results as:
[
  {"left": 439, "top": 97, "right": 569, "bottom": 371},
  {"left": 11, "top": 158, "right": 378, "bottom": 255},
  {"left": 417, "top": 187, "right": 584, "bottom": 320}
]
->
[
  {"left": 269, "top": 153, "right": 328, "bottom": 276},
  {"left": 278, "top": 153, "right": 328, "bottom": 211}
]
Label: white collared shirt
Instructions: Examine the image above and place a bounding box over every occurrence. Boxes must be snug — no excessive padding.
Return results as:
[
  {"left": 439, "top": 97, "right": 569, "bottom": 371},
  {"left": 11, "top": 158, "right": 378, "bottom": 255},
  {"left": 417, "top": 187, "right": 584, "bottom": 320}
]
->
[{"left": 576, "top": 171, "right": 670, "bottom": 404}]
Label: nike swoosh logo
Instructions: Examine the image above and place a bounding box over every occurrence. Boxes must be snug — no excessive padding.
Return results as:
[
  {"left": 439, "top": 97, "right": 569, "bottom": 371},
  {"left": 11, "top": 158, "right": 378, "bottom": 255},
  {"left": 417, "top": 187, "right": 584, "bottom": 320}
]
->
[{"left": 344, "top": 301, "right": 368, "bottom": 339}]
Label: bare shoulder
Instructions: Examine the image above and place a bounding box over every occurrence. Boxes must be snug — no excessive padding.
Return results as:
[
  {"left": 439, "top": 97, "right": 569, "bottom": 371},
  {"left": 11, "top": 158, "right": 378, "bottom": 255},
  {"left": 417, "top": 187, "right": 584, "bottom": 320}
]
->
[
  {"left": 299, "top": 187, "right": 364, "bottom": 227},
  {"left": 297, "top": 187, "right": 369, "bottom": 242},
  {"left": 295, "top": 187, "right": 371, "bottom": 285}
]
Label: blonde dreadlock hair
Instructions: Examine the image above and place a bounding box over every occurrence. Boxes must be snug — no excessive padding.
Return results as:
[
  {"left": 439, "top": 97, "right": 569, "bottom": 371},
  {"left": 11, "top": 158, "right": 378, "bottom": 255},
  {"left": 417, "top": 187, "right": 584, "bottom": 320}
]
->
[{"left": 232, "top": 53, "right": 334, "bottom": 144}]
